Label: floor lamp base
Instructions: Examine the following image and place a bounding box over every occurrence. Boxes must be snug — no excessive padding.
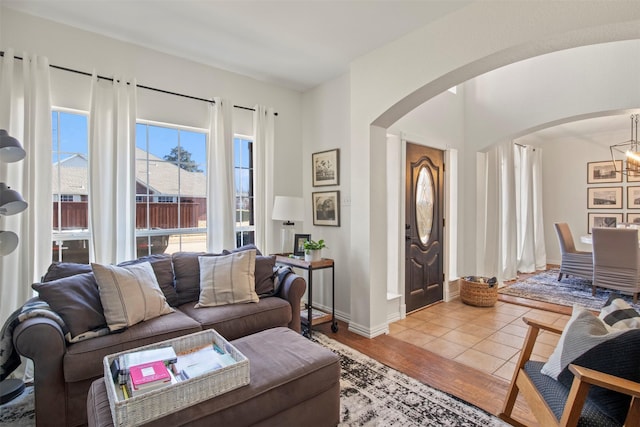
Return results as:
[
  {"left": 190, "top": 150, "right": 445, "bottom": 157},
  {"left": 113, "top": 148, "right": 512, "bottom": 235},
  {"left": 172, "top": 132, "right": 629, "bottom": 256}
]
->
[{"left": 0, "top": 378, "right": 25, "bottom": 404}]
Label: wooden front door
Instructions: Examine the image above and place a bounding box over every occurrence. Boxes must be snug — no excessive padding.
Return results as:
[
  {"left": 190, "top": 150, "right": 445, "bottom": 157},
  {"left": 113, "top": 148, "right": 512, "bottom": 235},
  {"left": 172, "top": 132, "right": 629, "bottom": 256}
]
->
[{"left": 405, "top": 143, "right": 444, "bottom": 312}]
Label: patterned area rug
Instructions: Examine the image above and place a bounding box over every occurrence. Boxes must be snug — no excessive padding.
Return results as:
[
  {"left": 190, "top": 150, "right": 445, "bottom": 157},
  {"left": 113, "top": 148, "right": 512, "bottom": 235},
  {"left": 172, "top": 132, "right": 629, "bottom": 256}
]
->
[
  {"left": 499, "top": 268, "right": 640, "bottom": 311},
  {"left": 0, "top": 384, "right": 34, "bottom": 426},
  {"left": 313, "top": 333, "right": 508, "bottom": 427},
  {"left": 1, "top": 335, "right": 508, "bottom": 427}
]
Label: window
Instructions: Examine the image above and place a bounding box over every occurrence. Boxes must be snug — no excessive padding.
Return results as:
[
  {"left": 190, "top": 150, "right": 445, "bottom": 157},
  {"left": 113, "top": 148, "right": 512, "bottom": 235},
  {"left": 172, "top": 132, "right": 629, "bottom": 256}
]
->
[
  {"left": 135, "top": 122, "right": 208, "bottom": 255},
  {"left": 52, "top": 109, "right": 90, "bottom": 263},
  {"left": 234, "top": 136, "right": 255, "bottom": 247}
]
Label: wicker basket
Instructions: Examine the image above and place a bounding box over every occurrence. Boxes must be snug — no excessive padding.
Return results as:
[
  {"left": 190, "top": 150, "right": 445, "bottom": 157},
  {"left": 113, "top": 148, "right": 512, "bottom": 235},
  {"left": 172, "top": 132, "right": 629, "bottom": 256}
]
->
[
  {"left": 460, "top": 277, "right": 498, "bottom": 307},
  {"left": 103, "top": 329, "right": 249, "bottom": 427}
]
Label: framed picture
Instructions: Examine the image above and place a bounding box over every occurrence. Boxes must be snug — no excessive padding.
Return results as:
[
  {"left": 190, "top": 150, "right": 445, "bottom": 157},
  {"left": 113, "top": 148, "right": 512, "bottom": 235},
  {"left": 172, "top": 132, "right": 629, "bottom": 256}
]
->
[
  {"left": 628, "top": 186, "right": 640, "bottom": 209},
  {"left": 293, "top": 233, "right": 311, "bottom": 256},
  {"left": 312, "top": 149, "right": 339, "bottom": 187},
  {"left": 628, "top": 171, "right": 640, "bottom": 183},
  {"left": 628, "top": 213, "right": 640, "bottom": 224},
  {"left": 312, "top": 191, "right": 340, "bottom": 226},
  {"left": 587, "top": 160, "right": 622, "bottom": 184},
  {"left": 587, "top": 186, "right": 622, "bottom": 209},
  {"left": 588, "top": 212, "right": 623, "bottom": 233}
]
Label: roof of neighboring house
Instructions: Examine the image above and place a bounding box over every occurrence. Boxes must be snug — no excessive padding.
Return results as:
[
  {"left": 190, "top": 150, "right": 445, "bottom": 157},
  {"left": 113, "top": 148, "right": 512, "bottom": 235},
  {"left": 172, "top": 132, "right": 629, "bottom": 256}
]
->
[{"left": 52, "top": 147, "right": 207, "bottom": 197}]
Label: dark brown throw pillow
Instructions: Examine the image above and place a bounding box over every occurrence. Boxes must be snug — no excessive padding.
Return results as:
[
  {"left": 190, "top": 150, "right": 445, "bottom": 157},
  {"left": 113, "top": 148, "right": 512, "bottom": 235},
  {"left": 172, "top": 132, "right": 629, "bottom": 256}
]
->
[
  {"left": 118, "top": 254, "right": 179, "bottom": 307},
  {"left": 255, "top": 255, "right": 277, "bottom": 296},
  {"left": 32, "top": 272, "right": 108, "bottom": 342},
  {"left": 172, "top": 252, "right": 221, "bottom": 305},
  {"left": 223, "top": 244, "right": 263, "bottom": 256},
  {"left": 42, "top": 262, "right": 92, "bottom": 282}
]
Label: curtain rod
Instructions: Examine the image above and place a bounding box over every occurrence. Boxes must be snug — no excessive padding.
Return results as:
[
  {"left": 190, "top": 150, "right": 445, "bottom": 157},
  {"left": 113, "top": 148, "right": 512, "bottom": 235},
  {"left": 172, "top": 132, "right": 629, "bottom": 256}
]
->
[{"left": 0, "top": 51, "right": 278, "bottom": 116}]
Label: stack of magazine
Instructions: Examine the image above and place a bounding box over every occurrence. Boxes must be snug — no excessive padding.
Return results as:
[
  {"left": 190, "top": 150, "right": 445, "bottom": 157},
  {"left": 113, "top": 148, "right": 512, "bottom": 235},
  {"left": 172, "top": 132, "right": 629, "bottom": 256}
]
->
[{"left": 110, "top": 344, "right": 237, "bottom": 399}]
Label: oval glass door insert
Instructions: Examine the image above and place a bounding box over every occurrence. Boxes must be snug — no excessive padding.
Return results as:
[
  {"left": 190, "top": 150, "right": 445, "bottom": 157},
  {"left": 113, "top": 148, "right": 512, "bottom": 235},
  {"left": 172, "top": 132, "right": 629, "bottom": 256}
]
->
[{"left": 416, "top": 166, "right": 434, "bottom": 244}]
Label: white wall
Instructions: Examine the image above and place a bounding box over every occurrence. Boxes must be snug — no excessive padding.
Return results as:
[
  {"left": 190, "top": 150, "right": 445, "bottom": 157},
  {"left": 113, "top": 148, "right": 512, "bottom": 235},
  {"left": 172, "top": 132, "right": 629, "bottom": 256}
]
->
[
  {"left": 1, "top": 7, "right": 304, "bottom": 256},
  {"left": 345, "top": 1, "right": 640, "bottom": 337},
  {"left": 301, "top": 73, "right": 351, "bottom": 321}
]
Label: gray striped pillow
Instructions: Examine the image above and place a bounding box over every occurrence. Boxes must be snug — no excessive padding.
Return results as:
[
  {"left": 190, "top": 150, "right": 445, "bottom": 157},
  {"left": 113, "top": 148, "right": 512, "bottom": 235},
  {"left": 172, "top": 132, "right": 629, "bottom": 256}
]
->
[
  {"left": 92, "top": 261, "right": 174, "bottom": 331},
  {"left": 195, "top": 250, "right": 258, "bottom": 308},
  {"left": 599, "top": 295, "right": 640, "bottom": 329},
  {"left": 540, "top": 305, "right": 627, "bottom": 380}
]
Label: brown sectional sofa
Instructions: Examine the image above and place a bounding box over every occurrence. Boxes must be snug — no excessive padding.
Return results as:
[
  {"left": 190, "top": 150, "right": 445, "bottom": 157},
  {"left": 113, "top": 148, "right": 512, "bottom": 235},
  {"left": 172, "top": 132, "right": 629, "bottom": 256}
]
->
[{"left": 13, "top": 249, "right": 307, "bottom": 427}]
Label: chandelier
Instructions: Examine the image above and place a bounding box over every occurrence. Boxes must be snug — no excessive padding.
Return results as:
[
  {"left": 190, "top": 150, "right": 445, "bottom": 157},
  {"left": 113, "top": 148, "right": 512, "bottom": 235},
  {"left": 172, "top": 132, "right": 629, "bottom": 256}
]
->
[{"left": 610, "top": 114, "right": 640, "bottom": 175}]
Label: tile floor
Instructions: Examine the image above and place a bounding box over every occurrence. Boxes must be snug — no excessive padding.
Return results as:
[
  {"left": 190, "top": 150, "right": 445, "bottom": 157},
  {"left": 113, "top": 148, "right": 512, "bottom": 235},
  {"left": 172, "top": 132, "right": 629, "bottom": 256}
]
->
[{"left": 388, "top": 298, "right": 571, "bottom": 381}]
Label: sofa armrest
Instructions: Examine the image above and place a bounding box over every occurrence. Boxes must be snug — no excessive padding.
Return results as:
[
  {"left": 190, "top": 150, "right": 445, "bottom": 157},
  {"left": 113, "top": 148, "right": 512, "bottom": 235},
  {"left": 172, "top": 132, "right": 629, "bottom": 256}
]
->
[
  {"left": 14, "top": 316, "right": 68, "bottom": 427},
  {"left": 277, "top": 273, "right": 306, "bottom": 333}
]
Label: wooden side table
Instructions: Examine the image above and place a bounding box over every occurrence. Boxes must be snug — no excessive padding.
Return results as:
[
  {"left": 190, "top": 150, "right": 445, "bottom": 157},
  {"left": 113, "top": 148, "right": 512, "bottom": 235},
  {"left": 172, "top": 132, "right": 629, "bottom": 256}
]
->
[{"left": 274, "top": 254, "right": 337, "bottom": 338}]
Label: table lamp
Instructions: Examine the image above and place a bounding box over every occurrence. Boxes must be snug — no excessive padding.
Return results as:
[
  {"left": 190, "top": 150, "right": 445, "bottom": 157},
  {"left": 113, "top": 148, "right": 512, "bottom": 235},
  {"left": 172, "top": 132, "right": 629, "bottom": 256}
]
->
[{"left": 272, "top": 196, "right": 304, "bottom": 254}]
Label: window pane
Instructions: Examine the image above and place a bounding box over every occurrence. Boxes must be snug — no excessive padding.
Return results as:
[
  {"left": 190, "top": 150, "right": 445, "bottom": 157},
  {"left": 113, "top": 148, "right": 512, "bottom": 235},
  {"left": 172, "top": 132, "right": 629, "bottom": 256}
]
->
[
  {"left": 52, "top": 110, "right": 89, "bottom": 262},
  {"left": 53, "top": 239, "right": 89, "bottom": 264},
  {"left": 135, "top": 123, "right": 207, "bottom": 255}
]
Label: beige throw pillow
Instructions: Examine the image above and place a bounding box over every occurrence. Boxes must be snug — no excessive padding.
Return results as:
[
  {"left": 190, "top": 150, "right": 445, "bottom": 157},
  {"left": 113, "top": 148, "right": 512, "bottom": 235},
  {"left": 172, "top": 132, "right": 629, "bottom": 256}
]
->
[
  {"left": 196, "top": 250, "right": 259, "bottom": 308},
  {"left": 92, "top": 261, "right": 174, "bottom": 331}
]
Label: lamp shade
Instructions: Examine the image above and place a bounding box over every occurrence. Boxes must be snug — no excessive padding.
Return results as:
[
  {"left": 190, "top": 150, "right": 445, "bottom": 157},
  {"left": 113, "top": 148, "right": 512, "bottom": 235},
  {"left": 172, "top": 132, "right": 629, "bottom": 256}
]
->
[
  {"left": 0, "top": 230, "right": 19, "bottom": 256},
  {"left": 0, "top": 183, "right": 28, "bottom": 216},
  {"left": 272, "top": 196, "right": 304, "bottom": 221},
  {"left": 0, "top": 130, "right": 26, "bottom": 163}
]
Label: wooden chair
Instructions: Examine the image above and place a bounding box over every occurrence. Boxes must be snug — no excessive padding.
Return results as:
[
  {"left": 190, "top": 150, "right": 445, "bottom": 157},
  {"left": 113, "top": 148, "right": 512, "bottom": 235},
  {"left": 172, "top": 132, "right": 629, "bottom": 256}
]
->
[
  {"left": 592, "top": 227, "right": 640, "bottom": 304},
  {"left": 499, "top": 317, "right": 640, "bottom": 427},
  {"left": 554, "top": 223, "right": 593, "bottom": 282}
]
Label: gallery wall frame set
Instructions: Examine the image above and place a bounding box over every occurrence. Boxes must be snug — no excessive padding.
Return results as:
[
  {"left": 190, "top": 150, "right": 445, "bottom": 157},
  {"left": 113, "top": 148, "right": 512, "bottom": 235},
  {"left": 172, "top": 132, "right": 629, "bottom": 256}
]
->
[
  {"left": 588, "top": 212, "right": 623, "bottom": 232},
  {"left": 312, "top": 191, "right": 340, "bottom": 226},
  {"left": 587, "top": 187, "right": 622, "bottom": 209},
  {"left": 587, "top": 160, "right": 622, "bottom": 184},
  {"left": 312, "top": 149, "right": 339, "bottom": 187}
]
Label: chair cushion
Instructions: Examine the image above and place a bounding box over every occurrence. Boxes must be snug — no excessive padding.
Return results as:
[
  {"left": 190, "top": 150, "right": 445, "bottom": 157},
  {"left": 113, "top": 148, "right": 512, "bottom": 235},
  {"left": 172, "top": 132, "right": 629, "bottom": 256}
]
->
[{"left": 524, "top": 361, "right": 621, "bottom": 426}]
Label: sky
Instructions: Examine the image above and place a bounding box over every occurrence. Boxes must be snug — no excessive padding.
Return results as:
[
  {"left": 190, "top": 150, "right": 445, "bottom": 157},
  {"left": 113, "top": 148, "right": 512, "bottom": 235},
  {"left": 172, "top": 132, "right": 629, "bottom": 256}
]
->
[{"left": 51, "top": 110, "right": 252, "bottom": 193}]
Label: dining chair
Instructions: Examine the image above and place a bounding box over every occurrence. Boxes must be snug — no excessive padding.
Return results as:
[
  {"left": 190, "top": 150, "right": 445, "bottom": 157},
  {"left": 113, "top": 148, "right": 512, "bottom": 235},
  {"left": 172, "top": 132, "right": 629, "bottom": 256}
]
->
[
  {"left": 592, "top": 227, "right": 640, "bottom": 303},
  {"left": 554, "top": 223, "right": 593, "bottom": 282}
]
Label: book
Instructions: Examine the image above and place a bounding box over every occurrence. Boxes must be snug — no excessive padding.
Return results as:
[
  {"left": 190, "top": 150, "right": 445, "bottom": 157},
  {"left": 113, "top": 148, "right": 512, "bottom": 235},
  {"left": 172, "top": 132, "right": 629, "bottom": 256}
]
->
[
  {"left": 117, "top": 346, "right": 177, "bottom": 385},
  {"left": 128, "top": 361, "right": 171, "bottom": 396},
  {"left": 174, "top": 344, "right": 236, "bottom": 380}
]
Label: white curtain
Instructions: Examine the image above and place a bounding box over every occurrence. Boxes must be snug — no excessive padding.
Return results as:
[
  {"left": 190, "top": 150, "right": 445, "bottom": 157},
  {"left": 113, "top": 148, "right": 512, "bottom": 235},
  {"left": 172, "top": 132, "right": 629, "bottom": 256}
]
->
[
  {"left": 88, "top": 75, "right": 137, "bottom": 264},
  {"left": 206, "top": 97, "right": 235, "bottom": 252},
  {"left": 0, "top": 49, "right": 52, "bottom": 325},
  {"left": 477, "top": 140, "right": 517, "bottom": 283},
  {"left": 515, "top": 145, "right": 546, "bottom": 272},
  {"left": 478, "top": 141, "right": 546, "bottom": 283},
  {"left": 253, "top": 105, "right": 275, "bottom": 253}
]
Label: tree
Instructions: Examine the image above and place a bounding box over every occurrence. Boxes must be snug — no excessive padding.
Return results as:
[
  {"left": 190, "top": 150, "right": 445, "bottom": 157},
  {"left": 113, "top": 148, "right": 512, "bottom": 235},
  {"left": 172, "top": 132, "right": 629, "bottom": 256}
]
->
[{"left": 164, "top": 147, "right": 202, "bottom": 172}]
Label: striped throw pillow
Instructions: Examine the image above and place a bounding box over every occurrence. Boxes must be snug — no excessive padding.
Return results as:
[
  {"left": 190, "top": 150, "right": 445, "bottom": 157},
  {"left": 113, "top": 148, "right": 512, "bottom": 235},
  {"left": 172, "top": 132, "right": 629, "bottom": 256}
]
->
[
  {"left": 599, "top": 294, "right": 640, "bottom": 330},
  {"left": 195, "top": 250, "right": 258, "bottom": 308}
]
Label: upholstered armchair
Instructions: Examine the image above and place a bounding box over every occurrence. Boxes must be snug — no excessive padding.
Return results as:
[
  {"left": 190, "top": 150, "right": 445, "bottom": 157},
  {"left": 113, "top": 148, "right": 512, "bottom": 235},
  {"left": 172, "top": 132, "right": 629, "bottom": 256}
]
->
[{"left": 500, "top": 315, "right": 640, "bottom": 427}]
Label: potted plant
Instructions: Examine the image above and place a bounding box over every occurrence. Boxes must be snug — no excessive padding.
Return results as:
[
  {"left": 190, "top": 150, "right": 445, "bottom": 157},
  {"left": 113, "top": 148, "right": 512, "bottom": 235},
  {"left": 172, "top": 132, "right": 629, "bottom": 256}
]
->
[{"left": 303, "top": 239, "right": 326, "bottom": 262}]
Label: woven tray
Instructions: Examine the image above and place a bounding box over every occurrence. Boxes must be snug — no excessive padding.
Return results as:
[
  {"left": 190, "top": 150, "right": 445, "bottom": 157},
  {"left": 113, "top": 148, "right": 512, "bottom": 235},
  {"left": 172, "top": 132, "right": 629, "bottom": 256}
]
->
[
  {"left": 103, "top": 329, "right": 249, "bottom": 427},
  {"left": 460, "top": 277, "right": 498, "bottom": 307}
]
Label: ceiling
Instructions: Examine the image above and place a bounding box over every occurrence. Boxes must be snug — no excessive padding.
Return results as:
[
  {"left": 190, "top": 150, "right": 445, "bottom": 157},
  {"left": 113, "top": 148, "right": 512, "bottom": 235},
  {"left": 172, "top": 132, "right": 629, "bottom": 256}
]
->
[
  {"left": 2, "top": 0, "right": 471, "bottom": 91},
  {"left": 3, "top": 0, "right": 636, "bottom": 140}
]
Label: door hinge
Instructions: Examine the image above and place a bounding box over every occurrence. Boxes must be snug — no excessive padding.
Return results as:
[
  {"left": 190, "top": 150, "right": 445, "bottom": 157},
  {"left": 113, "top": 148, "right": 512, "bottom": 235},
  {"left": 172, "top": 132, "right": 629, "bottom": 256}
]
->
[
  {"left": 443, "top": 273, "right": 445, "bottom": 282},
  {"left": 443, "top": 162, "right": 445, "bottom": 172},
  {"left": 443, "top": 217, "right": 445, "bottom": 228}
]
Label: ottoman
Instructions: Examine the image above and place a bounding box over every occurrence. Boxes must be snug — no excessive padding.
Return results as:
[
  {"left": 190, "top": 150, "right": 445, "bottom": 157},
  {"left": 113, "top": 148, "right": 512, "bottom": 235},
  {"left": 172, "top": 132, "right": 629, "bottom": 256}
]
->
[{"left": 87, "top": 327, "right": 340, "bottom": 427}]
